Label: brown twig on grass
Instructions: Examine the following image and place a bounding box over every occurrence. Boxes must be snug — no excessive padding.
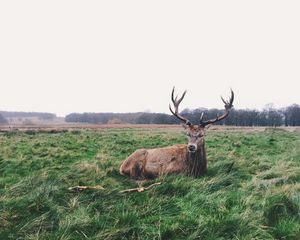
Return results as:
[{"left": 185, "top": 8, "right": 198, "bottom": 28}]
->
[
  {"left": 119, "top": 182, "right": 162, "bottom": 193},
  {"left": 68, "top": 185, "right": 104, "bottom": 192},
  {"left": 68, "top": 182, "right": 161, "bottom": 194}
]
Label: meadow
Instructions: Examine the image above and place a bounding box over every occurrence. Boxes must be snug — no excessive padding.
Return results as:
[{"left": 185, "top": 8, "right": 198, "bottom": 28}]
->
[{"left": 0, "top": 127, "right": 299, "bottom": 239}]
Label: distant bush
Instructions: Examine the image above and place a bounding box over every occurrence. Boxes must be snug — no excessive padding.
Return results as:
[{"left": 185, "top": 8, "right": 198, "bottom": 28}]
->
[{"left": 0, "top": 114, "right": 8, "bottom": 124}]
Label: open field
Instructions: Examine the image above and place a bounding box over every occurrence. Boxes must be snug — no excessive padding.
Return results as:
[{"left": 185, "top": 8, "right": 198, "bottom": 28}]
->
[
  {"left": 1, "top": 123, "right": 300, "bottom": 133},
  {"left": 0, "top": 124, "right": 181, "bottom": 132},
  {"left": 0, "top": 127, "right": 300, "bottom": 239}
]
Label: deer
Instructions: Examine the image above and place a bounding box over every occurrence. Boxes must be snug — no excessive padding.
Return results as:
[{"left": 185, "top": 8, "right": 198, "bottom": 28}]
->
[{"left": 119, "top": 87, "right": 234, "bottom": 179}]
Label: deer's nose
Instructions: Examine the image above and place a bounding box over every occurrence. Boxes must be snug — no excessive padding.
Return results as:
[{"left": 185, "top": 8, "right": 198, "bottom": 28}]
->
[{"left": 188, "top": 144, "right": 196, "bottom": 152}]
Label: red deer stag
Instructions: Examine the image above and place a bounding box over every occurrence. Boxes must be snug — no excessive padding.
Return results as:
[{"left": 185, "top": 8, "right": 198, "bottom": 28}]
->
[{"left": 119, "top": 87, "right": 234, "bottom": 179}]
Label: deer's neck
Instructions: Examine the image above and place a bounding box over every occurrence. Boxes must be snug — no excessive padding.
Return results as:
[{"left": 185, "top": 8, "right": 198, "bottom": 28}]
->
[{"left": 186, "top": 142, "right": 207, "bottom": 177}]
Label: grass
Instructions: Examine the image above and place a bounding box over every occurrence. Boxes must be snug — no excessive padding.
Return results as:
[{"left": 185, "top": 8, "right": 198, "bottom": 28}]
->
[{"left": 0, "top": 127, "right": 299, "bottom": 239}]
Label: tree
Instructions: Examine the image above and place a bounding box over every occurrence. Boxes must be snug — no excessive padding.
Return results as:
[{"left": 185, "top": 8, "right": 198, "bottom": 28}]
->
[{"left": 285, "top": 104, "right": 300, "bottom": 126}]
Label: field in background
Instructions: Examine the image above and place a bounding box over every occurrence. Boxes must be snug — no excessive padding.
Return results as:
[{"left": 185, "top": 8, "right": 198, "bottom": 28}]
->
[
  {"left": 0, "top": 127, "right": 299, "bottom": 239},
  {"left": 1, "top": 123, "right": 300, "bottom": 132}
]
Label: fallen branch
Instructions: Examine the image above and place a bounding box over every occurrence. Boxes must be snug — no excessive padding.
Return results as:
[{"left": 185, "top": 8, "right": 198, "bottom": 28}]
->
[
  {"left": 68, "top": 182, "right": 162, "bottom": 194},
  {"left": 68, "top": 185, "right": 104, "bottom": 192},
  {"left": 119, "top": 182, "right": 161, "bottom": 193}
]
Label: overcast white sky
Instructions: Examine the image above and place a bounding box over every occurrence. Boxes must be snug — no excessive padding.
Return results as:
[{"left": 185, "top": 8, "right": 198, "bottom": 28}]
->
[{"left": 0, "top": 1, "right": 299, "bottom": 116}]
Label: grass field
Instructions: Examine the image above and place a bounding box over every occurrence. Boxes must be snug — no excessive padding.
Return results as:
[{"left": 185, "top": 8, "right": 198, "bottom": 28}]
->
[{"left": 0, "top": 127, "right": 299, "bottom": 239}]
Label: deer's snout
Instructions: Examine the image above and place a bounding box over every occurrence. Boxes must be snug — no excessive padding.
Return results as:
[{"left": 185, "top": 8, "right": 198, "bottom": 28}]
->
[{"left": 188, "top": 144, "right": 197, "bottom": 152}]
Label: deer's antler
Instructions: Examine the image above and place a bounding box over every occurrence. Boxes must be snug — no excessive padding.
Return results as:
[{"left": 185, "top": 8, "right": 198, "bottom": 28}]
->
[
  {"left": 199, "top": 89, "right": 234, "bottom": 127},
  {"left": 169, "top": 87, "right": 191, "bottom": 126}
]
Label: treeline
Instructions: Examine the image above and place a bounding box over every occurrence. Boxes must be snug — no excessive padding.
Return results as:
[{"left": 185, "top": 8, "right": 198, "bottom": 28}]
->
[
  {"left": 65, "top": 104, "right": 300, "bottom": 126},
  {"left": 65, "top": 112, "right": 175, "bottom": 124},
  {"left": 0, "top": 111, "right": 56, "bottom": 120},
  {"left": 0, "top": 111, "right": 57, "bottom": 124}
]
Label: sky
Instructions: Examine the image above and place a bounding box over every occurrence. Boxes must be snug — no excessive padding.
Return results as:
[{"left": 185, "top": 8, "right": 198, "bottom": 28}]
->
[{"left": 0, "top": 1, "right": 299, "bottom": 117}]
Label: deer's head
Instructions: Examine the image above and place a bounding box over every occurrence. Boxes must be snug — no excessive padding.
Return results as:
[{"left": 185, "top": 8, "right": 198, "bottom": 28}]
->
[{"left": 169, "top": 87, "right": 234, "bottom": 153}]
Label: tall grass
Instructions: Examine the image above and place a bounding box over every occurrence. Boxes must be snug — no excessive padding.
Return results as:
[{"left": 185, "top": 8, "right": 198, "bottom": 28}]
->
[{"left": 0, "top": 128, "right": 299, "bottom": 239}]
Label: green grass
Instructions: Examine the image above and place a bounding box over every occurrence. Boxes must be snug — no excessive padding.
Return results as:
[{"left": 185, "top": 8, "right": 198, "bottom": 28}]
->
[{"left": 0, "top": 128, "right": 299, "bottom": 239}]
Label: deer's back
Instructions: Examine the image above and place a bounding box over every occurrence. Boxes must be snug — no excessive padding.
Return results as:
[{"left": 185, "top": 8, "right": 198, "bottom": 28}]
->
[{"left": 120, "top": 144, "right": 187, "bottom": 179}]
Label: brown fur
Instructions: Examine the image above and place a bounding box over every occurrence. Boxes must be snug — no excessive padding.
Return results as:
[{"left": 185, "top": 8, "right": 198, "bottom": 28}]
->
[{"left": 119, "top": 125, "right": 207, "bottom": 179}]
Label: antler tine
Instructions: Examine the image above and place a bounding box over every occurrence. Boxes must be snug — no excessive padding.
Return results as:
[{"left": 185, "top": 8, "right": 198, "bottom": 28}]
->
[
  {"left": 200, "top": 112, "right": 204, "bottom": 121},
  {"left": 171, "top": 87, "right": 186, "bottom": 106},
  {"left": 221, "top": 90, "right": 234, "bottom": 107},
  {"left": 169, "top": 87, "right": 191, "bottom": 126},
  {"left": 200, "top": 89, "right": 234, "bottom": 127},
  {"left": 229, "top": 89, "right": 234, "bottom": 105},
  {"left": 171, "top": 86, "right": 175, "bottom": 102},
  {"left": 221, "top": 96, "right": 227, "bottom": 105}
]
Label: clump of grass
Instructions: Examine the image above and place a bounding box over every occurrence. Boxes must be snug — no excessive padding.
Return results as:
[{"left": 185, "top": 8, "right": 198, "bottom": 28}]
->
[{"left": 0, "top": 128, "right": 299, "bottom": 239}]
